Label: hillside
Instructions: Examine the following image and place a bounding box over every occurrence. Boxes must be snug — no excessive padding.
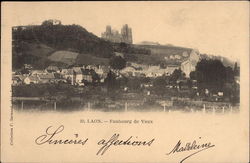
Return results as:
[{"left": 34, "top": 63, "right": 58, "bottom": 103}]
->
[
  {"left": 128, "top": 44, "right": 192, "bottom": 65},
  {"left": 48, "top": 51, "right": 79, "bottom": 65},
  {"left": 12, "top": 20, "right": 235, "bottom": 70},
  {"left": 13, "top": 23, "right": 114, "bottom": 58},
  {"left": 75, "top": 53, "right": 109, "bottom": 65},
  {"left": 12, "top": 40, "right": 63, "bottom": 69}
]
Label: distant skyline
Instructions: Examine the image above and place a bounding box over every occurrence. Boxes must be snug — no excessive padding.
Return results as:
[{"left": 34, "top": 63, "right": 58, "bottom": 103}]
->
[{"left": 5, "top": 2, "right": 249, "bottom": 61}]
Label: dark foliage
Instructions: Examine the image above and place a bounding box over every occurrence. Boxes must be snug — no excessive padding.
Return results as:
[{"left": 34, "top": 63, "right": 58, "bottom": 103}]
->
[
  {"left": 112, "top": 42, "right": 151, "bottom": 55},
  {"left": 104, "top": 71, "right": 117, "bottom": 92},
  {"left": 109, "top": 56, "right": 126, "bottom": 70},
  {"left": 12, "top": 22, "right": 115, "bottom": 59},
  {"left": 194, "top": 59, "right": 234, "bottom": 89},
  {"left": 169, "top": 69, "right": 186, "bottom": 83},
  {"left": 12, "top": 83, "right": 75, "bottom": 98}
]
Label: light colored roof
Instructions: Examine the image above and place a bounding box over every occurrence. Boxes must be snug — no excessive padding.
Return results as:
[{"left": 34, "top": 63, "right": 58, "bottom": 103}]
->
[
  {"left": 61, "top": 69, "right": 74, "bottom": 75},
  {"left": 73, "top": 67, "right": 82, "bottom": 74},
  {"left": 167, "top": 65, "right": 179, "bottom": 68},
  {"left": 12, "top": 76, "right": 21, "bottom": 81},
  {"left": 46, "top": 66, "right": 59, "bottom": 71},
  {"left": 31, "top": 70, "right": 46, "bottom": 75},
  {"left": 120, "top": 66, "right": 136, "bottom": 73},
  {"left": 181, "top": 60, "right": 190, "bottom": 66},
  {"left": 38, "top": 73, "right": 55, "bottom": 79},
  {"left": 16, "top": 75, "right": 26, "bottom": 81},
  {"left": 26, "top": 76, "right": 39, "bottom": 81},
  {"left": 114, "top": 52, "right": 124, "bottom": 58}
]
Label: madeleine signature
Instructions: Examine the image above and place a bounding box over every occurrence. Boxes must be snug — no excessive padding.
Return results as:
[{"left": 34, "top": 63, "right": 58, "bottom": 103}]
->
[{"left": 166, "top": 137, "right": 215, "bottom": 163}]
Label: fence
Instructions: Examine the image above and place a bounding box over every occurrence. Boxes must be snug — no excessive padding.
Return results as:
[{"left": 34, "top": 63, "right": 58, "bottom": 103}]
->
[{"left": 12, "top": 97, "right": 239, "bottom": 113}]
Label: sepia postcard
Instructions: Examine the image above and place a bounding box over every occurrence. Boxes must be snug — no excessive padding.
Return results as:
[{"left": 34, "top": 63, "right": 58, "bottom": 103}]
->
[{"left": 1, "top": 1, "right": 249, "bottom": 163}]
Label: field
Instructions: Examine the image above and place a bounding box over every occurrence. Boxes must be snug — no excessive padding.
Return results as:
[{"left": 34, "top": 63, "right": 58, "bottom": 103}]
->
[
  {"left": 48, "top": 50, "right": 79, "bottom": 65},
  {"left": 76, "top": 53, "right": 110, "bottom": 65}
]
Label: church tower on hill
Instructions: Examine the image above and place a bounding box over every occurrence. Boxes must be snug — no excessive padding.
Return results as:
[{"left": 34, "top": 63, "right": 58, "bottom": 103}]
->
[{"left": 101, "top": 24, "right": 133, "bottom": 44}]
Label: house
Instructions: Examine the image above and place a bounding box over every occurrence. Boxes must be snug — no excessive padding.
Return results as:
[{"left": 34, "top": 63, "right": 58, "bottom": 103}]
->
[
  {"left": 120, "top": 66, "right": 137, "bottom": 76},
  {"left": 174, "top": 55, "right": 181, "bottom": 59},
  {"left": 12, "top": 76, "right": 22, "bottom": 85},
  {"left": 169, "top": 55, "right": 175, "bottom": 59},
  {"left": 177, "top": 79, "right": 190, "bottom": 90},
  {"left": 16, "top": 75, "right": 26, "bottom": 82},
  {"left": 85, "top": 65, "right": 97, "bottom": 70},
  {"left": 23, "top": 76, "right": 39, "bottom": 84},
  {"left": 95, "top": 66, "right": 110, "bottom": 82},
  {"left": 115, "top": 52, "right": 124, "bottom": 58},
  {"left": 235, "top": 76, "right": 240, "bottom": 84},
  {"left": 53, "top": 73, "right": 66, "bottom": 83},
  {"left": 166, "top": 65, "right": 180, "bottom": 75},
  {"left": 31, "top": 70, "right": 47, "bottom": 76},
  {"left": 46, "top": 66, "right": 60, "bottom": 73},
  {"left": 142, "top": 65, "right": 178, "bottom": 78},
  {"left": 24, "top": 64, "right": 33, "bottom": 70},
  {"left": 82, "top": 69, "right": 93, "bottom": 83},
  {"left": 61, "top": 69, "right": 75, "bottom": 85},
  {"left": 37, "top": 73, "right": 55, "bottom": 83},
  {"left": 181, "top": 60, "right": 196, "bottom": 77},
  {"left": 181, "top": 49, "right": 200, "bottom": 77},
  {"left": 75, "top": 68, "right": 84, "bottom": 84},
  {"left": 61, "top": 69, "right": 72, "bottom": 76},
  {"left": 73, "top": 67, "right": 82, "bottom": 73},
  {"left": 71, "top": 68, "right": 95, "bottom": 84},
  {"left": 182, "top": 51, "right": 189, "bottom": 57}
]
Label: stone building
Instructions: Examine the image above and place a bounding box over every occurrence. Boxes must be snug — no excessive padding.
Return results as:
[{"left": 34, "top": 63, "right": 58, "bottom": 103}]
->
[
  {"left": 181, "top": 49, "right": 200, "bottom": 78},
  {"left": 101, "top": 24, "right": 133, "bottom": 44}
]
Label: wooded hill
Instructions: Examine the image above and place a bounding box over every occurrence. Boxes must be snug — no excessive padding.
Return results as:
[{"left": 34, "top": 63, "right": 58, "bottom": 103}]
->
[{"left": 12, "top": 20, "right": 235, "bottom": 70}]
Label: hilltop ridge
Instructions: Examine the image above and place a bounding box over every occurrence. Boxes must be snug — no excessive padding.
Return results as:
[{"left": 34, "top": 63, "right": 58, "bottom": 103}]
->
[{"left": 12, "top": 20, "right": 235, "bottom": 70}]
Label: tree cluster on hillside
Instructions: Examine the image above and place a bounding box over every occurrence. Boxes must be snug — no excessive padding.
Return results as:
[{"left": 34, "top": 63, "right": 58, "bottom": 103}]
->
[
  {"left": 109, "top": 56, "right": 126, "bottom": 70},
  {"left": 190, "top": 59, "right": 239, "bottom": 102},
  {"left": 113, "top": 42, "right": 151, "bottom": 55},
  {"left": 12, "top": 41, "right": 67, "bottom": 69},
  {"left": 169, "top": 69, "right": 186, "bottom": 83},
  {"left": 190, "top": 59, "right": 235, "bottom": 87},
  {"left": 12, "top": 20, "right": 115, "bottom": 59}
]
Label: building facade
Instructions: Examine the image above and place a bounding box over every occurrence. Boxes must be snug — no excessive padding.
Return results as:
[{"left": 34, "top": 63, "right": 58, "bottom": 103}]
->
[
  {"left": 101, "top": 24, "right": 133, "bottom": 44},
  {"left": 181, "top": 49, "right": 200, "bottom": 77}
]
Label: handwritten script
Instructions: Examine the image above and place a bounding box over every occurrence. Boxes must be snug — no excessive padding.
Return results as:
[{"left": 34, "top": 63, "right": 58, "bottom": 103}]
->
[
  {"left": 166, "top": 137, "right": 215, "bottom": 163},
  {"left": 35, "top": 125, "right": 215, "bottom": 162}
]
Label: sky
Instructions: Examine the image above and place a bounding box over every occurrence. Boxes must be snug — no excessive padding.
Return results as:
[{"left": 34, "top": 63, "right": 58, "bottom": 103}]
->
[{"left": 4, "top": 2, "right": 249, "bottom": 61}]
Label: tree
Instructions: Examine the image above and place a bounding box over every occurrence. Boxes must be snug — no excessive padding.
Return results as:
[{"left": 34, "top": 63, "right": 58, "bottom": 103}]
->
[
  {"left": 193, "top": 58, "right": 237, "bottom": 95},
  {"left": 160, "top": 62, "right": 167, "bottom": 69},
  {"left": 92, "top": 72, "right": 100, "bottom": 84},
  {"left": 195, "top": 59, "right": 226, "bottom": 85},
  {"left": 234, "top": 62, "right": 239, "bottom": 76},
  {"left": 41, "top": 19, "right": 61, "bottom": 26},
  {"left": 119, "top": 42, "right": 129, "bottom": 53},
  {"left": 189, "top": 71, "right": 198, "bottom": 80},
  {"left": 152, "top": 76, "right": 168, "bottom": 96},
  {"left": 127, "top": 77, "right": 141, "bottom": 90},
  {"left": 225, "top": 66, "right": 234, "bottom": 83},
  {"left": 169, "top": 69, "right": 185, "bottom": 83},
  {"left": 104, "top": 70, "right": 117, "bottom": 92},
  {"left": 109, "top": 56, "right": 126, "bottom": 70}
]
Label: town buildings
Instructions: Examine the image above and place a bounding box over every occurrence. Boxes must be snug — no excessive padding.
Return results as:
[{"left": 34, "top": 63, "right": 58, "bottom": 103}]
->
[
  {"left": 101, "top": 24, "right": 133, "bottom": 44},
  {"left": 12, "top": 64, "right": 110, "bottom": 86},
  {"left": 120, "top": 64, "right": 180, "bottom": 78}
]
